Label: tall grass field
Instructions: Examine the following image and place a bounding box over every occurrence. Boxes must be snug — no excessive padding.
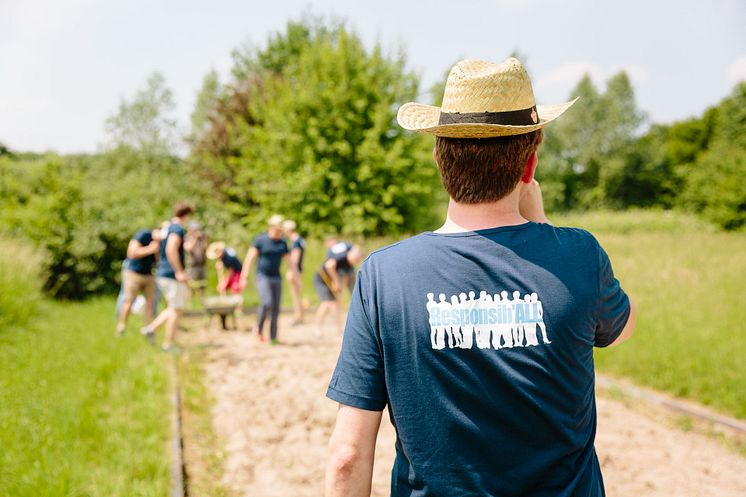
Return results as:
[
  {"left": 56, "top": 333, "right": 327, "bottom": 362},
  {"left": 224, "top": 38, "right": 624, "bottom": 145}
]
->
[
  {"left": 0, "top": 237, "right": 171, "bottom": 497},
  {"left": 557, "top": 211, "right": 746, "bottom": 418}
]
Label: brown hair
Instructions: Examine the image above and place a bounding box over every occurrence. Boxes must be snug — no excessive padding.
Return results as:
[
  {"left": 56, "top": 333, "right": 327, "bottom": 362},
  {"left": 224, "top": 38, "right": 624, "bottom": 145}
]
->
[
  {"left": 173, "top": 201, "right": 195, "bottom": 218},
  {"left": 434, "top": 129, "right": 543, "bottom": 204}
]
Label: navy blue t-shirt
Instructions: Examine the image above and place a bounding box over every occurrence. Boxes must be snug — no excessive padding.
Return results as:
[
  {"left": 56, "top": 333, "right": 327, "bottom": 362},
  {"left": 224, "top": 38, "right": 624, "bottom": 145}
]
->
[
  {"left": 127, "top": 229, "right": 155, "bottom": 275},
  {"left": 291, "top": 236, "right": 306, "bottom": 272},
  {"left": 221, "top": 247, "right": 243, "bottom": 273},
  {"left": 327, "top": 222, "right": 630, "bottom": 497},
  {"left": 253, "top": 233, "right": 288, "bottom": 277},
  {"left": 321, "top": 245, "right": 353, "bottom": 278},
  {"left": 327, "top": 241, "right": 354, "bottom": 276},
  {"left": 156, "top": 223, "right": 186, "bottom": 279}
]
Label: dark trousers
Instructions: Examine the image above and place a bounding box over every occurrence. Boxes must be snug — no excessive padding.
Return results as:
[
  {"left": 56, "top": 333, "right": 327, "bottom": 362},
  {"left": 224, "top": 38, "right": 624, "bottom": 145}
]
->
[{"left": 256, "top": 274, "right": 282, "bottom": 340}]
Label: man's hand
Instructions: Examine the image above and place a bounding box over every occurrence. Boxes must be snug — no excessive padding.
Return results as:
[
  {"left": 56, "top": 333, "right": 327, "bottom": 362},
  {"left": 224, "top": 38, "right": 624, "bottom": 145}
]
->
[
  {"left": 519, "top": 179, "right": 550, "bottom": 224},
  {"left": 175, "top": 270, "right": 189, "bottom": 283}
]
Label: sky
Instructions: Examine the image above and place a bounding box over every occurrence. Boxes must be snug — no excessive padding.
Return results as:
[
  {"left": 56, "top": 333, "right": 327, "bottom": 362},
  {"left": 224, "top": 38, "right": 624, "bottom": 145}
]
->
[{"left": 1, "top": 0, "right": 744, "bottom": 154}]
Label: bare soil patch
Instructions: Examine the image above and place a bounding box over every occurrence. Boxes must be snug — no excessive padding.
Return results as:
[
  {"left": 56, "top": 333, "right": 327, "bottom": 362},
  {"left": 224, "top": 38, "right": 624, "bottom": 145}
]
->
[{"left": 184, "top": 315, "right": 746, "bottom": 497}]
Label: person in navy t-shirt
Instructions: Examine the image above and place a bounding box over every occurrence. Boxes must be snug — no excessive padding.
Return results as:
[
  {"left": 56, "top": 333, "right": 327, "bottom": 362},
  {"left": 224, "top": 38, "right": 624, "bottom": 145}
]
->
[
  {"left": 240, "top": 214, "right": 289, "bottom": 344},
  {"left": 142, "top": 202, "right": 195, "bottom": 351},
  {"left": 313, "top": 243, "right": 365, "bottom": 336},
  {"left": 282, "top": 219, "right": 307, "bottom": 325},
  {"left": 325, "top": 58, "right": 636, "bottom": 497},
  {"left": 115, "top": 227, "right": 163, "bottom": 335},
  {"left": 207, "top": 241, "right": 244, "bottom": 295}
]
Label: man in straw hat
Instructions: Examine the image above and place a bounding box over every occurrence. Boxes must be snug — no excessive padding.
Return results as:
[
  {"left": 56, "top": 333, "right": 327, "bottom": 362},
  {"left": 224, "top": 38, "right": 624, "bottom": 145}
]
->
[
  {"left": 325, "top": 58, "right": 636, "bottom": 497},
  {"left": 240, "top": 214, "right": 289, "bottom": 344}
]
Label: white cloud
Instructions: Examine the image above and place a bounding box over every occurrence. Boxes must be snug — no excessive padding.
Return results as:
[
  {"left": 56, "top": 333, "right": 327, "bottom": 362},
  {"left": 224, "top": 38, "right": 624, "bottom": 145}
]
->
[
  {"left": 537, "top": 61, "right": 649, "bottom": 90},
  {"left": 4, "top": 0, "right": 93, "bottom": 37},
  {"left": 727, "top": 56, "right": 746, "bottom": 84}
]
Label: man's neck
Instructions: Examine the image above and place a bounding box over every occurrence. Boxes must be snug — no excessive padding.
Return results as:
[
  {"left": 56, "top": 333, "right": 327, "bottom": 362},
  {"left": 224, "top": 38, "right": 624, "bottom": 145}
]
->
[{"left": 436, "top": 191, "right": 527, "bottom": 234}]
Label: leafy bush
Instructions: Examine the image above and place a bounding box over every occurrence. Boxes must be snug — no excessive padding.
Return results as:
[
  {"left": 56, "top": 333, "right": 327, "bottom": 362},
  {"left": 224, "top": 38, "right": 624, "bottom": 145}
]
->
[
  {"left": 190, "top": 17, "right": 441, "bottom": 237},
  {"left": 0, "top": 150, "right": 201, "bottom": 299}
]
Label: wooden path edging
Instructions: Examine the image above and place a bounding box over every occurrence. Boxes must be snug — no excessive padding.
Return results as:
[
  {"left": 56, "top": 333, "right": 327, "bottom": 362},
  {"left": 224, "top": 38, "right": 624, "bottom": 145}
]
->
[
  {"left": 596, "top": 374, "right": 746, "bottom": 435},
  {"left": 170, "top": 357, "right": 187, "bottom": 497}
]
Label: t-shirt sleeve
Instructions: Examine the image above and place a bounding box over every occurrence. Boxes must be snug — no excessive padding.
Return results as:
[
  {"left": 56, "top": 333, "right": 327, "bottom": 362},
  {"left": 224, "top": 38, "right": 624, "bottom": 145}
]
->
[
  {"left": 133, "top": 229, "right": 151, "bottom": 244},
  {"left": 170, "top": 225, "right": 185, "bottom": 240},
  {"left": 326, "top": 266, "right": 387, "bottom": 411},
  {"left": 594, "top": 243, "right": 631, "bottom": 347},
  {"left": 252, "top": 236, "right": 262, "bottom": 251}
]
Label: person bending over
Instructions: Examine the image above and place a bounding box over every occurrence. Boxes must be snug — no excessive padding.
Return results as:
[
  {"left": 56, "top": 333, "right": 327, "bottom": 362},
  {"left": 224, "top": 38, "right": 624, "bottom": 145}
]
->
[
  {"left": 116, "top": 226, "right": 163, "bottom": 335},
  {"left": 313, "top": 243, "right": 365, "bottom": 336}
]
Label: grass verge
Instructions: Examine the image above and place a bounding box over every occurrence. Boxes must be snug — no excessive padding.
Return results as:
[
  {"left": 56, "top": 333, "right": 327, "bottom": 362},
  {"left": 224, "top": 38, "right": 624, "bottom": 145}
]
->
[
  {"left": 0, "top": 298, "right": 171, "bottom": 497},
  {"left": 177, "top": 323, "right": 231, "bottom": 497}
]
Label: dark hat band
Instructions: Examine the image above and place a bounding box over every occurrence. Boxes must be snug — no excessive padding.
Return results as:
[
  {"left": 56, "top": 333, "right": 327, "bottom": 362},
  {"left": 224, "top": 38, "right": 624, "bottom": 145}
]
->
[{"left": 438, "top": 105, "right": 538, "bottom": 126}]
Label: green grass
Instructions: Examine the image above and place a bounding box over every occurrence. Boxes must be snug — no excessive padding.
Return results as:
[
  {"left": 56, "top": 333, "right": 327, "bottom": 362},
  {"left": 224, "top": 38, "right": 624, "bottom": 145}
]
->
[
  {"left": 0, "top": 298, "right": 171, "bottom": 496},
  {"left": 177, "top": 340, "right": 231, "bottom": 497},
  {"left": 0, "top": 237, "right": 44, "bottom": 330},
  {"left": 555, "top": 210, "right": 746, "bottom": 419}
]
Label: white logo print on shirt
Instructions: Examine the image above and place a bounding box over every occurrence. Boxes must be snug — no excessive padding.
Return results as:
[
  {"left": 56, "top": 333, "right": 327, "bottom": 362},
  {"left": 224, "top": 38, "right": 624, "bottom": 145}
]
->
[{"left": 425, "top": 291, "right": 551, "bottom": 350}]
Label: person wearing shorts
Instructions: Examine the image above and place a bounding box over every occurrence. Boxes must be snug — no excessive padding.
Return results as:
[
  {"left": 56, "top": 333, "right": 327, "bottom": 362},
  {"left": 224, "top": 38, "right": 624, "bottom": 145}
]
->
[
  {"left": 115, "top": 227, "right": 162, "bottom": 336},
  {"left": 241, "top": 215, "right": 289, "bottom": 344},
  {"left": 283, "top": 219, "right": 306, "bottom": 324},
  {"left": 142, "top": 201, "right": 194, "bottom": 351},
  {"left": 313, "top": 243, "right": 365, "bottom": 336}
]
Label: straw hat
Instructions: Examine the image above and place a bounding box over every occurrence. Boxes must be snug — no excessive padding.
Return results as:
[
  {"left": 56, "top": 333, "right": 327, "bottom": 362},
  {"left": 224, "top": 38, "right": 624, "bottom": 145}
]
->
[
  {"left": 397, "top": 58, "right": 577, "bottom": 138},
  {"left": 206, "top": 241, "right": 226, "bottom": 260},
  {"left": 268, "top": 214, "right": 284, "bottom": 228}
]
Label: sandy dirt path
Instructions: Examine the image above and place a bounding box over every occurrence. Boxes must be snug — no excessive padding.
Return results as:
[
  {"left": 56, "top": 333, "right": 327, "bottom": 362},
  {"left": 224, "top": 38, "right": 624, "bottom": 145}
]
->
[{"left": 192, "top": 315, "right": 746, "bottom": 497}]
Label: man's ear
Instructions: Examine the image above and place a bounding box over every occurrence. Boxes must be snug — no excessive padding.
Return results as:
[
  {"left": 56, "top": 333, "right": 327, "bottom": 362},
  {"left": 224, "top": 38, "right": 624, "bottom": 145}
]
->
[{"left": 521, "top": 152, "right": 538, "bottom": 183}]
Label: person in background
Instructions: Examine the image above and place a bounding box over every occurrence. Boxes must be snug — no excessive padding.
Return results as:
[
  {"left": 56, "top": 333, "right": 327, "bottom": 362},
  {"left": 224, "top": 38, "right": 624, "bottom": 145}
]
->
[
  {"left": 240, "top": 214, "right": 289, "bottom": 345},
  {"left": 206, "top": 241, "right": 244, "bottom": 295},
  {"left": 313, "top": 243, "right": 365, "bottom": 336},
  {"left": 115, "top": 226, "right": 163, "bottom": 336},
  {"left": 283, "top": 219, "right": 306, "bottom": 324},
  {"left": 327, "top": 239, "right": 356, "bottom": 292},
  {"left": 185, "top": 221, "right": 208, "bottom": 302},
  {"left": 141, "top": 202, "right": 195, "bottom": 351}
]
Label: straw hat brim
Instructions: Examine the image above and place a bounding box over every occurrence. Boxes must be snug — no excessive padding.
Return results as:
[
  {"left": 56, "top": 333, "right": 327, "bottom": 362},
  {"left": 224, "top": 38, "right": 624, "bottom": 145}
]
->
[
  {"left": 397, "top": 98, "right": 578, "bottom": 138},
  {"left": 206, "top": 241, "right": 226, "bottom": 260}
]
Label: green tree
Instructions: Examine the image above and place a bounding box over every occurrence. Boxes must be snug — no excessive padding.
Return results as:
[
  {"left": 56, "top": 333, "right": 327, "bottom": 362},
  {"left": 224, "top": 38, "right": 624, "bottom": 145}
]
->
[
  {"left": 104, "top": 72, "right": 180, "bottom": 156},
  {"left": 538, "top": 72, "right": 646, "bottom": 210},
  {"left": 191, "top": 18, "right": 440, "bottom": 236},
  {"left": 190, "top": 68, "right": 221, "bottom": 140},
  {"left": 680, "top": 82, "right": 746, "bottom": 230}
]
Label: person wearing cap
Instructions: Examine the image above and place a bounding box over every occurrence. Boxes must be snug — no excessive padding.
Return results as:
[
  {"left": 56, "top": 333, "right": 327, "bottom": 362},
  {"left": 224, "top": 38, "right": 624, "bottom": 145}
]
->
[
  {"left": 313, "top": 243, "right": 365, "bottom": 336},
  {"left": 240, "top": 214, "right": 289, "bottom": 344},
  {"left": 206, "top": 241, "right": 244, "bottom": 295},
  {"left": 141, "top": 201, "right": 195, "bottom": 351},
  {"left": 325, "top": 58, "right": 636, "bottom": 497},
  {"left": 115, "top": 226, "right": 163, "bottom": 336},
  {"left": 282, "top": 219, "right": 306, "bottom": 324}
]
